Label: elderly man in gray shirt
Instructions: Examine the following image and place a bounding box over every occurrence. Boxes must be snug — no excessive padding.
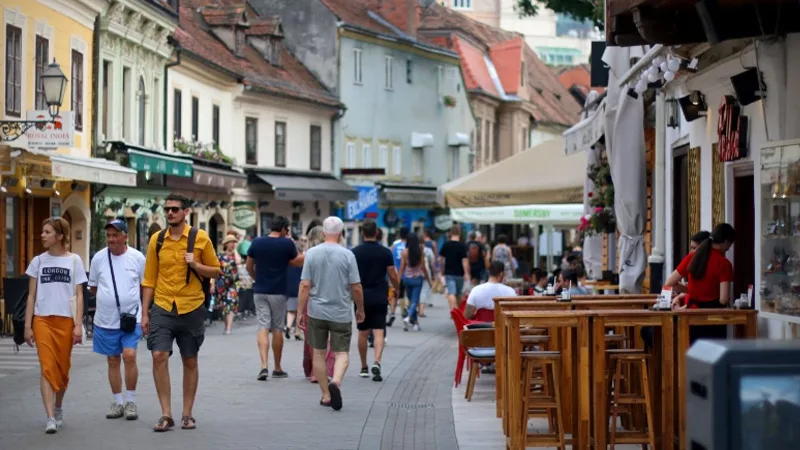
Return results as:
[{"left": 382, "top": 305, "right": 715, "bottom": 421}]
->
[{"left": 298, "top": 216, "right": 364, "bottom": 411}]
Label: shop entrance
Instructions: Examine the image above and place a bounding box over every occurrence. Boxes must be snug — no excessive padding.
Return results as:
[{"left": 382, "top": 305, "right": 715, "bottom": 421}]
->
[
  {"left": 732, "top": 171, "right": 755, "bottom": 298},
  {"left": 672, "top": 146, "right": 690, "bottom": 268},
  {"left": 209, "top": 213, "right": 224, "bottom": 252}
]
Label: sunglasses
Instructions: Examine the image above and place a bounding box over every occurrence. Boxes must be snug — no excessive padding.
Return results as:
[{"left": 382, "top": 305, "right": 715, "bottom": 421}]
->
[{"left": 164, "top": 206, "right": 184, "bottom": 213}]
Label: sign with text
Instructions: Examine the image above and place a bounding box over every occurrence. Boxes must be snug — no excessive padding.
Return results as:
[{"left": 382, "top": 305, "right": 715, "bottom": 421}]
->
[
  {"left": 25, "top": 111, "right": 74, "bottom": 149},
  {"left": 232, "top": 206, "right": 257, "bottom": 229},
  {"left": 346, "top": 185, "right": 379, "bottom": 221}
]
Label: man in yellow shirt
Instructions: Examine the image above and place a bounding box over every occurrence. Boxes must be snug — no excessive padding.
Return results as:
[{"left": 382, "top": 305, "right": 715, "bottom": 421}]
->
[{"left": 141, "top": 194, "right": 220, "bottom": 432}]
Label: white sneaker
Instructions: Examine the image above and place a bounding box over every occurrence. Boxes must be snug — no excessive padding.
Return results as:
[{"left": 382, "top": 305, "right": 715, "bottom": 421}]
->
[
  {"left": 45, "top": 417, "right": 57, "bottom": 434},
  {"left": 403, "top": 317, "right": 411, "bottom": 331},
  {"left": 54, "top": 407, "right": 63, "bottom": 427},
  {"left": 106, "top": 402, "right": 124, "bottom": 419},
  {"left": 124, "top": 401, "right": 138, "bottom": 420},
  {"left": 413, "top": 324, "right": 420, "bottom": 332}
]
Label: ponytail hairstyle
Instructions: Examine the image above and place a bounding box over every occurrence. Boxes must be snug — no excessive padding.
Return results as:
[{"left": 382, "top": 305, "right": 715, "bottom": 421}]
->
[
  {"left": 687, "top": 223, "right": 736, "bottom": 280},
  {"left": 406, "top": 232, "right": 422, "bottom": 267}
]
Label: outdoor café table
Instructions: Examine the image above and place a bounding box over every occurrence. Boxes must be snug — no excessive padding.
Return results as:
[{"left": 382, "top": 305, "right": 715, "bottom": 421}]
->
[
  {"left": 493, "top": 297, "right": 656, "bottom": 429},
  {"left": 673, "top": 309, "right": 758, "bottom": 450},
  {"left": 504, "top": 310, "right": 593, "bottom": 450},
  {"left": 591, "top": 309, "right": 676, "bottom": 450}
]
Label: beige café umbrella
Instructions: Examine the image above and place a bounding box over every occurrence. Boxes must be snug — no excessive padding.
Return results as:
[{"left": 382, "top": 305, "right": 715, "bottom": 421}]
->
[{"left": 438, "top": 137, "right": 586, "bottom": 208}]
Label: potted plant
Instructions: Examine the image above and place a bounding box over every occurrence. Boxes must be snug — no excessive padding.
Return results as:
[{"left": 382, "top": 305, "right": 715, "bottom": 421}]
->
[
  {"left": 443, "top": 95, "right": 457, "bottom": 108},
  {"left": 578, "top": 154, "right": 617, "bottom": 238}
]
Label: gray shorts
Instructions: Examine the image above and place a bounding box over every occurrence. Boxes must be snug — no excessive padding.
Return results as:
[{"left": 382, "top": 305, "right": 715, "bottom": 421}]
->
[
  {"left": 286, "top": 296, "right": 299, "bottom": 312},
  {"left": 254, "top": 294, "right": 287, "bottom": 330},
  {"left": 146, "top": 303, "right": 206, "bottom": 358}
]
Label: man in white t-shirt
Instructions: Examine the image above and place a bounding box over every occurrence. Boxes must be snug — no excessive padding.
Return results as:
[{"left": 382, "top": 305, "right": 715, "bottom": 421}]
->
[
  {"left": 88, "top": 219, "right": 146, "bottom": 421},
  {"left": 464, "top": 261, "right": 516, "bottom": 320}
]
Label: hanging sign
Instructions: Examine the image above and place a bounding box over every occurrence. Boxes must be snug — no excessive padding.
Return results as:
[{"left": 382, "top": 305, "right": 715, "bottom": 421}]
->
[
  {"left": 232, "top": 206, "right": 256, "bottom": 229},
  {"left": 25, "top": 111, "right": 74, "bottom": 149},
  {"left": 717, "top": 96, "right": 748, "bottom": 162}
]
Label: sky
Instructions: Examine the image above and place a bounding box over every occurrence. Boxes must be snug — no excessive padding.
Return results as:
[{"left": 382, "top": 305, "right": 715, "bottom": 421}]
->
[{"left": 740, "top": 375, "right": 800, "bottom": 405}]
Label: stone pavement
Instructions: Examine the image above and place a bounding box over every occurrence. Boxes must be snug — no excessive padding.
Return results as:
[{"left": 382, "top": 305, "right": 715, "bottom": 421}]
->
[{"left": 0, "top": 297, "right": 463, "bottom": 450}]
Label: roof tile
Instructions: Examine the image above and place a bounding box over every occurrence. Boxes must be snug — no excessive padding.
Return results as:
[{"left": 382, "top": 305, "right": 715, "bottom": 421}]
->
[{"left": 175, "top": 0, "right": 339, "bottom": 108}]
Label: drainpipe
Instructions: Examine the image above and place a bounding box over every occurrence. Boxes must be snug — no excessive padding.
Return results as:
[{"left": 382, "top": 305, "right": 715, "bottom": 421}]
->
[
  {"left": 330, "top": 106, "right": 347, "bottom": 217},
  {"left": 648, "top": 90, "right": 666, "bottom": 292},
  {"left": 163, "top": 39, "right": 182, "bottom": 150}
]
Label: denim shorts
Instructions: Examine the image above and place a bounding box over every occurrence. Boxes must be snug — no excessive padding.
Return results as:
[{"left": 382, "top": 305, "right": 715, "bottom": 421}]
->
[
  {"left": 445, "top": 275, "right": 464, "bottom": 298},
  {"left": 93, "top": 324, "right": 142, "bottom": 356}
]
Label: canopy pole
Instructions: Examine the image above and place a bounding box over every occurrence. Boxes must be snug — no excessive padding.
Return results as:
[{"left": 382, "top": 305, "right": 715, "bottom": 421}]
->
[
  {"left": 533, "top": 225, "right": 540, "bottom": 269},
  {"left": 546, "top": 224, "right": 554, "bottom": 272}
]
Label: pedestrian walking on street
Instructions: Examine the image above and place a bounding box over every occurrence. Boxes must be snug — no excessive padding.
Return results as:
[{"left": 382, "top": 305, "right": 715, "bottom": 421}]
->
[
  {"left": 285, "top": 237, "right": 304, "bottom": 341},
  {"left": 351, "top": 219, "right": 399, "bottom": 382},
  {"left": 212, "top": 235, "right": 240, "bottom": 335},
  {"left": 388, "top": 227, "right": 409, "bottom": 326},
  {"left": 439, "top": 225, "right": 470, "bottom": 309},
  {"left": 141, "top": 194, "right": 221, "bottom": 432},
  {"left": 23, "top": 217, "right": 88, "bottom": 434},
  {"left": 87, "top": 219, "right": 146, "bottom": 421},
  {"left": 298, "top": 217, "right": 365, "bottom": 411},
  {"left": 399, "top": 233, "right": 432, "bottom": 332},
  {"left": 246, "top": 216, "right": 304, "bottom": 381},
  {"left": 301, "top": 226, "right": 335, "bottom": 382}
]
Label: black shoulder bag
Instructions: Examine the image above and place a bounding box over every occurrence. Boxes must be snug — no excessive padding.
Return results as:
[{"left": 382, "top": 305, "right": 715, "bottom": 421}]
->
[{"left": 108, "top": 249, "right": 138, "bottom": 333}]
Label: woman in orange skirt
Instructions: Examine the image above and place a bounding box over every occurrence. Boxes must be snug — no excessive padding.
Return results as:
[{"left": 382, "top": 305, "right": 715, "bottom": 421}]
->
[{"left": 23, "top": 217, "right": 87, "bottom": 433}]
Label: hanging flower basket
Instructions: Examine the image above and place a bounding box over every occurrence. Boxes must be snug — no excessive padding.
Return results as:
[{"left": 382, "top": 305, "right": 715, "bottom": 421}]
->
[
  {"left": 578, "top": 154, "right": 617, "bottom": 239},
  {"left": 443, "top": 95, "right": 457, "bottom": 108},
  {"left": 173, "top": 138, "right": 235, "bottom": 165}
]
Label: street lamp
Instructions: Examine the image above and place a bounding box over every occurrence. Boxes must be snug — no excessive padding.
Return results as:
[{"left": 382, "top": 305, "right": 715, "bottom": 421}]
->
[{"left": 0, "top": 59, "right": 68, "bottom": 142}]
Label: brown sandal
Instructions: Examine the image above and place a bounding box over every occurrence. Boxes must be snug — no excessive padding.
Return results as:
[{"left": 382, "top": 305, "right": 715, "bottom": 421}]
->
[
  {"left": 181, "top": 416, "right": 196, "bottom": 430},
  {"left": 153, "top": 416, "right": 174, "bottom": 432}
]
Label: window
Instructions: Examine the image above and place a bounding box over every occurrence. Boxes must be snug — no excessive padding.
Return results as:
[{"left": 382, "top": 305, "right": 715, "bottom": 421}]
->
[
  {"left": 353, "top": 49, "right": 362, "bottom": 84},
  {"left": 102, "top": 61, "right": 111, "bottom": 138},
  {"left": 474, "top": 118, "right": 482, "bottom": 163},
  {"left": 275, "top": 121, "right": 286, "bottom": 167},
  {"left": 449, "top": 147, "right": 460, "bottom": 180},
  {"left": 406, "top": 59, "right": 413, "bottom": 84},
  {"left": 453, "top": 0, "right": 472, "bottom": 9},
  {"left": 5, "top": 25, "right": 22, "bottom": 116},
  {"left": 137, "top": 77, "right": 146, "bottom": 145},
  {"left": 384, "top": 55, "right": 393, "bottom": 90},
  {"left": 245, "top": 117, "right": 258, "bottom": 165},
  {"left": 122, "top": 67, "right": 131, "bottom": 140},
  {"left": 362, "top": 143, "right": 371, "bottom": 168},
  {"left": 379, "top": 145, "right": 389, "bottom": 172},
  {"left": 71, "top": 51, "right": 84, "bottom": 131},
  {"left": 412, "top": 148, "right": 423, "bottom": 177},
  {"left": 437, "top": 65, "right": 445, "bottom": 96},
  {"left": 392, "top": 146, "right": 402, "bottom": 175},
  {"left": 173, "top": 89, "right": 182, "bottom": 139},
  {"left": 212, "top": 104, "right": 220, "bottom": 147},
  {"left": 191, "top": 96, "right": 199, "bottom": 141},
  {"left": 310, "top": 125, "right": 321, "bottom": 171},
  {"left": 35, "top": 36, "right": 49, "bottom": 110},
  {"left": 345, "top": 142, "right": 356, "bottom": 168},
  {"left": 152, "top": 77, "right": 159, "bottom": 144}
]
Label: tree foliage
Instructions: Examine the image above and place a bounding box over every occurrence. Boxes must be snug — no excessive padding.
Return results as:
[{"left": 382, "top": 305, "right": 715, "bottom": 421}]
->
[{"left": 515, "top": 0, "right": 605, "bottom": 30}]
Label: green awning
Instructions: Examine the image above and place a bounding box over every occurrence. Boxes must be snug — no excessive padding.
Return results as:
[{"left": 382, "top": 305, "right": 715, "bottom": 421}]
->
[{"left": 128, "top": 149, "right": 193, "bottom": 178}]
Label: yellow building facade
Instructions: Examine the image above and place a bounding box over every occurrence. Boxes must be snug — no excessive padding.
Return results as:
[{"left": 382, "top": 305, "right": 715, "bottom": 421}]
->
[{"left": 1, "top": 0, "right": 137, "bottom": 290}]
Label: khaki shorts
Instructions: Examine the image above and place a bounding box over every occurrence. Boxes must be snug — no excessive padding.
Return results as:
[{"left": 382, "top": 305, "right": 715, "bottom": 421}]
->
[{"left": 307, "top": 317, "right": 352, "bottom": 353}]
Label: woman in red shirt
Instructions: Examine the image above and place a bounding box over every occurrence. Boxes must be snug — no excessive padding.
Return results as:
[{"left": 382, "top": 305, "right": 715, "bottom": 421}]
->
[{"left": 664, "top": 223, "right": 735, "bottom": 341}]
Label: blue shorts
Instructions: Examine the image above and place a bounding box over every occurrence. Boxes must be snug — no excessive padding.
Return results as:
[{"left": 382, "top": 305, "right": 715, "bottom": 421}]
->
[
  {"left": 445, "top": 275, "right": 465, "bottom": 299},
  {"left": 93, "top": 325, "right": 142, "bottom": 356}
]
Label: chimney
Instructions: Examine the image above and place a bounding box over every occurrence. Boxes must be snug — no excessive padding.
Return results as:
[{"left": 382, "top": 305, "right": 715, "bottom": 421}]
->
[{"left": 405, "top": 0, "right": 418, "bottom": 37}]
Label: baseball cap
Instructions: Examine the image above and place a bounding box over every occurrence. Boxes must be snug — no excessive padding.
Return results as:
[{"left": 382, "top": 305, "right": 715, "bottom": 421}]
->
[{"left": 105, "top": 219, "right": 128, "bottom": 234}]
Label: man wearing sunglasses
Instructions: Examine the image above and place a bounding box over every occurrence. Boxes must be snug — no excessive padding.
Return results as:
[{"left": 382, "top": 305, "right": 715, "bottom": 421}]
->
[{"left": 141, "top": 194, "right": 220, "bottom": 432}]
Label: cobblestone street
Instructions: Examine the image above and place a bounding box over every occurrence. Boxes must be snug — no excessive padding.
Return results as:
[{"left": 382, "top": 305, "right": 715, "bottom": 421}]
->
[{"left": 0, "top": 298, "right": 461, "bottom": 450}]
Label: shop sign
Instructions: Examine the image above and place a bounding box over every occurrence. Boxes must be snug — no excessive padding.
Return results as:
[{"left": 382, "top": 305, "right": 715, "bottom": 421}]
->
[
  {"left": 25, "top": 111, "right": 74, "bottom": 149},
  {"left": 232, "top": 206, "right": 256, "bottom": 229},
  {"left": 346, "top": 186, "right": 379, "bottom": 220},
  {"left": 129, "top": 149, "right": 193, "bottom": 177},
  {"left": 434, "top": 214, "right": 452, "bottom": 231},
  {"left": 717, "top": 95, "right": 748, "bottom": 162},
  {"left": 384, "top": 208, "right": 399, "bottom": 228}
]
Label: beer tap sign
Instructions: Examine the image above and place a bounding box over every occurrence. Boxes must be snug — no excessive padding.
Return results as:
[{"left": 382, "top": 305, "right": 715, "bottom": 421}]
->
[{"left": 717, "top": 95, "right": 749, "bottom": 162}]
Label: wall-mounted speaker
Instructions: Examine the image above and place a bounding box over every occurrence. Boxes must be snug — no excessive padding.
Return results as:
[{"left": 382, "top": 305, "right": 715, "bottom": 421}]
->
[
  {"left": 678, "top": 92, "right": 708, "bottom": 122},
  {"left": 730, "top": 68, "right": 766, "bottom": 106}
]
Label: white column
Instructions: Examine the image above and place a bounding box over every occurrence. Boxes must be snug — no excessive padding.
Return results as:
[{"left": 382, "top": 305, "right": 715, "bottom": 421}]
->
[{"left": 649, "top": 91, "right": 666, "bottom": 268}]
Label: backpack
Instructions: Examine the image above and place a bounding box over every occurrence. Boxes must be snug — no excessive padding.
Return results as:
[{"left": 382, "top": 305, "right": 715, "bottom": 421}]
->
[
  {"left": 468, "top": 242, "right": 481, "bottom": 264},
  {"left": 156, "top": 227, "right": 211, "bottom": 309}
]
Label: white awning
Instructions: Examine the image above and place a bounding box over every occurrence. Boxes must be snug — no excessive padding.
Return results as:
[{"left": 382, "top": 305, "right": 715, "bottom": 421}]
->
[
  {"left": 563, "top": 98, "right": 606, "bottom": 155},
  {"left": 447, "top": 132, "right": 470, "bottom": 146},
  {"left": 411, "top": 132, "right": 434, "bottom": 148},
  {"left": 450, "top": 203, "right": 583, "bottom": 225},
  {"left": 28, "top": 150, "right": 138, "bottom": 187}
]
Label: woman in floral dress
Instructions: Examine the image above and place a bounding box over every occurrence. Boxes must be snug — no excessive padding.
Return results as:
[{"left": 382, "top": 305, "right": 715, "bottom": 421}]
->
[{"left": 213, "top": 235, "right": 240, "bottom": 335}]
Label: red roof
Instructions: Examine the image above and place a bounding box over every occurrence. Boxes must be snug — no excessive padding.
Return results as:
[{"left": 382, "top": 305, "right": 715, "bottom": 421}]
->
[
  {"left": 558, "top": 64, "right": 605, "bottom": 96},
  {"left": 174, "top": 0, "right": 339, "bottom": 108},
  {"left": 416, "top": 4, "right": 581, "bottom": 127},
  {"left": 319, "top": 0, "right": 398, "bottom": 36},
  {"left": 199, "top": 5, "right": 245, "bottom": 26},
  {"left": 246, "top": 17, "right": 282, "bottom": 36}
]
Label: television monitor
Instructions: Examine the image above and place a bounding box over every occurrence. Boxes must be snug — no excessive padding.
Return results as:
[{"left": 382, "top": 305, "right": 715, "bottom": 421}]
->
[{"left": 685, "top": 339, "right": 800, "bottom": 450}]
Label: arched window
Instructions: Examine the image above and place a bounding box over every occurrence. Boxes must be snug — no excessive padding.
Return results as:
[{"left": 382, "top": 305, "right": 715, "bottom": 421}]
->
[{"left": 138, "top": 76, "right": 146, "bottom": 145}]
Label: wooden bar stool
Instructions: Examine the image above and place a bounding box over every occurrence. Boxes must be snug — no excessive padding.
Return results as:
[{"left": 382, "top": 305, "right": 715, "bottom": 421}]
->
[
  {"left": 606, "top": 350, "right": 656, "bottom": 449},
  {"left": 521, "top": 351, "right": 565, "bottom": 449}
]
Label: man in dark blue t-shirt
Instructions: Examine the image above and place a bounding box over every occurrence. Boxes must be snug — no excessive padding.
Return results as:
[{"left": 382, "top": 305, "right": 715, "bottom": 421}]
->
[
  {"left": 246, "top": 216, "right": 304, "bottom": 381},
  {"left": 351, "top": 220, "right": 398, "bottom": 382}
]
